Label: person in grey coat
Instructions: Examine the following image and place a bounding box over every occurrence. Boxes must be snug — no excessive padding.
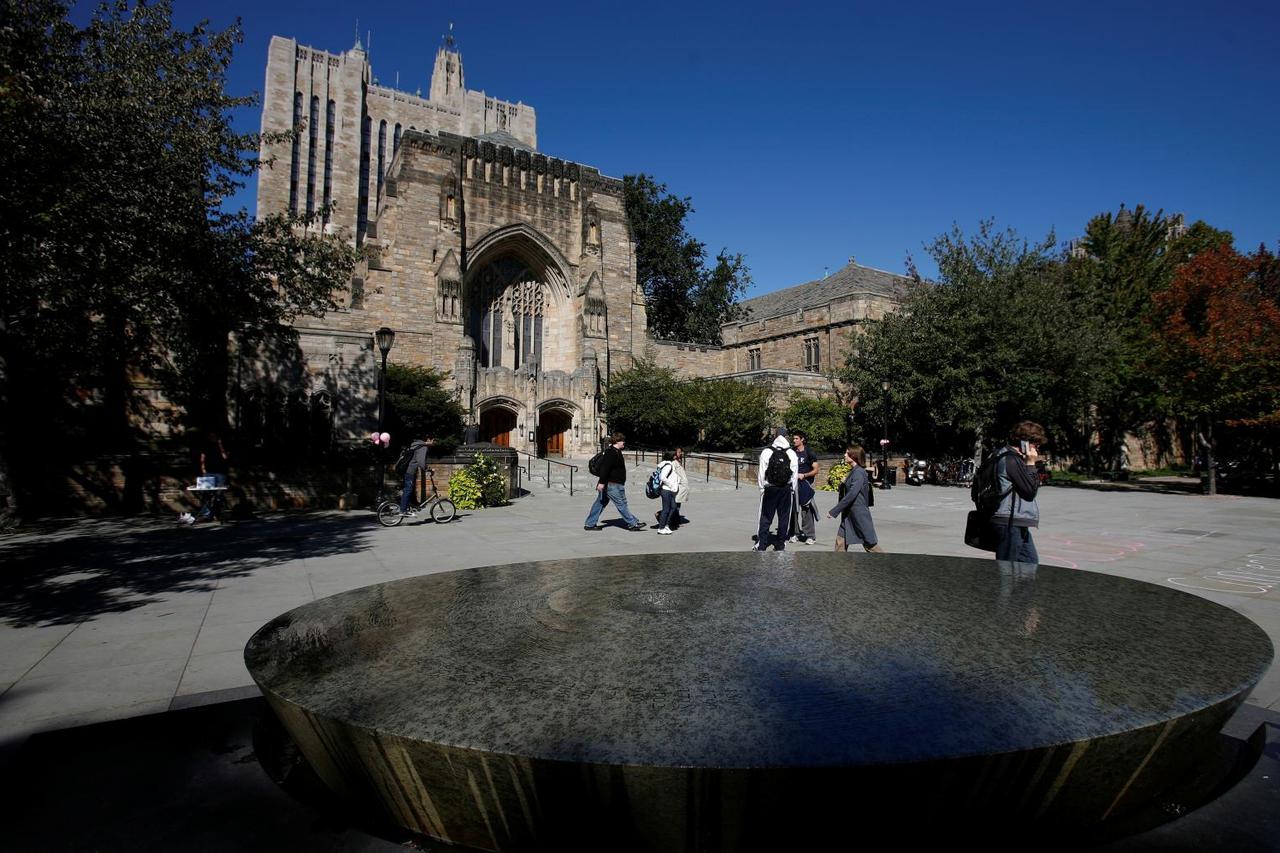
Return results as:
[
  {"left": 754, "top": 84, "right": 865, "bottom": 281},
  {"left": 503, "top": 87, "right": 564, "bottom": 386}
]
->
[{"left": 827, "top": 446, "right": 885, "bottom": 552}]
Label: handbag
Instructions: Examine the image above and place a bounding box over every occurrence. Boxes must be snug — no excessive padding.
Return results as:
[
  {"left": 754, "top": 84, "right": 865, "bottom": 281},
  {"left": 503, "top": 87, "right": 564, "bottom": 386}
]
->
[{"left": 964, "top": 510, "right": 996, "bottom": 551}]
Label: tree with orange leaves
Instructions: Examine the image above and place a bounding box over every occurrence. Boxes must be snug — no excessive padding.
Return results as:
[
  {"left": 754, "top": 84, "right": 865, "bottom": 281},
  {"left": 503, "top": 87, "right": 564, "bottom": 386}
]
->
[{"left": 1150, "top": 244, "right": 1280, "bottom": 493}]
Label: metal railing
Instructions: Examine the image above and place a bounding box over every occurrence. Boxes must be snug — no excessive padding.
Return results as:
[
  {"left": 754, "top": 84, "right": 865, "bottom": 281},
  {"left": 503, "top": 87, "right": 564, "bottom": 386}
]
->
[
  {"left": 627, "top": 448, "right": 753, "bottom": 489},
  {"left": 513, "top": 450, "right": 579, "bottom": 496}
]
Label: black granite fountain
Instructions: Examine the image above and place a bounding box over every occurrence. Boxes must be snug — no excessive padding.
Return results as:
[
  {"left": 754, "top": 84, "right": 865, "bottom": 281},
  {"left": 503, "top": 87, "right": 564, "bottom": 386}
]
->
[{"left": 245, "top": 553, "right": 1272, "bottom": 851}]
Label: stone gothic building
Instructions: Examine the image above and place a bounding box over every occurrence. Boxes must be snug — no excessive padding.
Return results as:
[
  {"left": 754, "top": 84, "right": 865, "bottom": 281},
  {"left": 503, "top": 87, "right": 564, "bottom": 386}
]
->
[{"left": 253, "top": 32, "right": 908, "bottom": 457}]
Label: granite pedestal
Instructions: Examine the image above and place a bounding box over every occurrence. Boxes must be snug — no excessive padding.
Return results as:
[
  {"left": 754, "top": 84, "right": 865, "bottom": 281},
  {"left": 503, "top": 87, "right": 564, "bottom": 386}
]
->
[{"left": 244, "top": 553, "right": 1273, "bottom": 851}]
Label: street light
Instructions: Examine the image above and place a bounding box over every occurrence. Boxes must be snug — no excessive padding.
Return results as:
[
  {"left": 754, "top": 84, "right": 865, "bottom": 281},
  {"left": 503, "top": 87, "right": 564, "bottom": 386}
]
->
[
  {"left": 374, "top": 327, "right": 395, "bottom": 501},
  {"left": 881, "top": 380, "right": 891, "bottom": 490}
]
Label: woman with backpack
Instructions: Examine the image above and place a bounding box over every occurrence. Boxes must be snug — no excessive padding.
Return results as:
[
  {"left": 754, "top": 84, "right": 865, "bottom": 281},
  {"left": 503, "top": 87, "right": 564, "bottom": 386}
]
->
[
  {"left": 655, "top": 447, "right": 691, "bottom": 530},
  {"left": 828, "top": 446, "right": 884, "bottom": 553},
  {"left": 655, "top": 450, "right": 681, "bottom": 534}
]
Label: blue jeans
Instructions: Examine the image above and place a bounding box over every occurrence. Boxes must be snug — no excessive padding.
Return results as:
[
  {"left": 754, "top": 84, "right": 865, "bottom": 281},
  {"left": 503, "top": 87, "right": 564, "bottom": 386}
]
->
[
  {"left": 398, "top": 469, "right": 418, "bottom": 513},
  {"left": 585, "top": 483, "right": 640, "bottom": 528},
  {"left": 993, "top": 522, "right": 1039, "bottom": 564},
  {"left": 658, "top": 490, "right": 676, "bottom": 529}
]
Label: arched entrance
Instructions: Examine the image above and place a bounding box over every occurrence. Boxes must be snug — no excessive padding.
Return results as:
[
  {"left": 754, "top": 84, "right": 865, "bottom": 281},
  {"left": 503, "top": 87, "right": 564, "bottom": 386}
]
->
[
  {"left": 480, "top": 407, "right": 517, "bottom": 447},
  {"left": 538, "top": 409, "right": 572, "bottom": 458}
]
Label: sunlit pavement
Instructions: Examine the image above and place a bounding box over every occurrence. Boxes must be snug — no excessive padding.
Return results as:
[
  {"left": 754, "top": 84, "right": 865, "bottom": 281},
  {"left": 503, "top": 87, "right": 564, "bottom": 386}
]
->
[{"left": 1, "top": 474, "right": 1278, "bottom": 752}]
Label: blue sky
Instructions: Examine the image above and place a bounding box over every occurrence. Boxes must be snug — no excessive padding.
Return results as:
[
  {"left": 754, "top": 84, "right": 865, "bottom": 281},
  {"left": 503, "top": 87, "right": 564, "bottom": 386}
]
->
[{"left": 172, "top": 0, "right": 1278, "bottom": 295}]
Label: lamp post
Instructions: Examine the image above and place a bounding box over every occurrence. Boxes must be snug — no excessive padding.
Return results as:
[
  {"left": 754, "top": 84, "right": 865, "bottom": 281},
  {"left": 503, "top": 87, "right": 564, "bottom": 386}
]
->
[
  {"left": 374, "top": 327, "right": 395, "bottom": 501},
  {"left": 881, "top": 380, "right": 891, "bottom": 490}
]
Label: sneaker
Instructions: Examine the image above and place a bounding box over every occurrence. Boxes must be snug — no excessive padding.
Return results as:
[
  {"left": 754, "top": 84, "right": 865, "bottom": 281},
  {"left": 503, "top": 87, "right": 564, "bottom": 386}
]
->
[
  {"left": 803, "top": 537, "right": 817, "bottom": 545},
  {"left": 584, "top": 525, "right": 602, "bottom": 531},
  {"left": 657, "top": 527, "right": 673, "bottom": 535},
  {"left": 401, "top": 509, "right": 417, "bottom": 517},
  {"left": 628, "top": 522, "right": 648, "bottom": 531},
  {"left": 787, "top": 536, "right": 799, "bottom": 543},
  {"left": 750, "top": 545, "right": 766, "bottom": 552}
]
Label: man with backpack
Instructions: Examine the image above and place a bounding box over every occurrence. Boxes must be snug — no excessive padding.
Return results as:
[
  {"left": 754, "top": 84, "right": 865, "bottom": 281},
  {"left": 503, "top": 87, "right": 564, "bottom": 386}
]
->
[
  {"left": 754, "top": 428, "right": 799, "bottom": 551},
  {"left": 397, "top": 436, "right": 434, "bottom": 516},
  {"left": 971, "top": 420, "right": 1045, "bottom": 563},
  {"left": 584, "top": 432, "right": 646, "bottom": 531}
]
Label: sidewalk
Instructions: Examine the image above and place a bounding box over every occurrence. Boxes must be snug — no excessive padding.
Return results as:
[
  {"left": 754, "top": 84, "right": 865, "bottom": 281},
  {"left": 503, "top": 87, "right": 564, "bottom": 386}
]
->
[{"left": 2, "top": 476, "right": 1279, "bottom": 753}]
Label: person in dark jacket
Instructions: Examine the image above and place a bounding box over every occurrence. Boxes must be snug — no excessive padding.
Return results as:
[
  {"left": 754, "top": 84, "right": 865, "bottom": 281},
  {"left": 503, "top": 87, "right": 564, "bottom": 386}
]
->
[
  {"left": 989, "top": 421, "right": 1045, "bottom": 563},
  {"left": 828, "top": 446, "right": 884, "bottom": 552},
  {"left": 399, "top": 436, "right": 434, "bottom": 515},
  {"left": 584, "top": 433, "right": 646, "bottom": 531}
]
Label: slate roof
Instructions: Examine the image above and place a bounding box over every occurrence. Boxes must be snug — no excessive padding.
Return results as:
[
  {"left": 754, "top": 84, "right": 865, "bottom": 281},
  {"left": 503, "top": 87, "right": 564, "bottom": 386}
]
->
[
  {"left": 475, "top": 129, "right": 536, "bottom": 152},
  {"left": 730, "top": 261, "right": 911, "bottom": 325}
]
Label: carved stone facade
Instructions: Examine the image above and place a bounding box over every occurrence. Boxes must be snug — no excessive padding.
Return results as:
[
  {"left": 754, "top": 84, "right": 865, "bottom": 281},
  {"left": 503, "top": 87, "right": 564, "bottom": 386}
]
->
[{"left": 253, "top": 32, "right": 909, "bottom": 456}]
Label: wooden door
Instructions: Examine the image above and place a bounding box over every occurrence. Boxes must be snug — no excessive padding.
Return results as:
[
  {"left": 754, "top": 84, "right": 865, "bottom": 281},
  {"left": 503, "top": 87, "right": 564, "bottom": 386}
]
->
[
  {"left": 538, "top": 410, "right": 571, "bottom": 457},
  {"left": 480, "top": 408, "right": 515, "bottom": 446}
]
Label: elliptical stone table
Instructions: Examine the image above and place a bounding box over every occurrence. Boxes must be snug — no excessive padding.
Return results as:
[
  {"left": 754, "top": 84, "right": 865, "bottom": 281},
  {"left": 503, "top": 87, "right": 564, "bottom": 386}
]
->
[{"left": 245, "top": 553, "right": 1272, "bottom": 851}]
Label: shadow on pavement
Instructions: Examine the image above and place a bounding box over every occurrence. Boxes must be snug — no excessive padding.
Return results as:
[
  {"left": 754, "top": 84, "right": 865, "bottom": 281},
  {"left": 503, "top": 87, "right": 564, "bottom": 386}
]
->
[{"left": 0, "top": 513, "right": 377, "bottom": 628}]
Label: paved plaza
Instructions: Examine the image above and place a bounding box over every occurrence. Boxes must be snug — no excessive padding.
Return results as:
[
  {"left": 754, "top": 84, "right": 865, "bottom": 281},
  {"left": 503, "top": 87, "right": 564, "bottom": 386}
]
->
[{"left": 2, "top": 468, "right": 1277, "bottom": 757}]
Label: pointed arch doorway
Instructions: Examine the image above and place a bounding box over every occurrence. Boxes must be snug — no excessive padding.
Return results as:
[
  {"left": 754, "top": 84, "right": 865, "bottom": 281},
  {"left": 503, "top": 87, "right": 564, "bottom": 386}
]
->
[
  {"left": 538, "top": 409, "right": 572, "bottom": 458},
  {"left": 480, "top": 407, "right": 517, "bottom": 447}
]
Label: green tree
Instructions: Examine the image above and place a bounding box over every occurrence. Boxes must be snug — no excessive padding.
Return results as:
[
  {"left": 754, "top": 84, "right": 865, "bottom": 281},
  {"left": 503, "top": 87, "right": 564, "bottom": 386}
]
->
[
  {"left": 0, "top": 0, "right": 357, "bottom": 517},
  {"left": 1062, "top": 205, "right": 1232, "bottom": 469},
  {"left": 384, "top": 364, "right": 466, "bottom": 454},
  {"left": 623, "top": 174, "right": 748, "bottom": 344},
  {"left": 841, "top": 221, "right": 1079, "bottom": 460},
  {"left": 687, "top": 379, "right": 774, "bottom": 451},
  {"left": 603, "top": 360, "right": 695, "bottom": 448},
  {"left": 781, "top": 394, "right": 848, "bottom": 452}
]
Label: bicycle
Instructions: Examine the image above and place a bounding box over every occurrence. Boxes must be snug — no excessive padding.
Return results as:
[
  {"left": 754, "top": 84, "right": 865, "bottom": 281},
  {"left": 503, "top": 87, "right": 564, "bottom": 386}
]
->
[{"left": 376, "top": 469, "right": 457, "bottom": 527}]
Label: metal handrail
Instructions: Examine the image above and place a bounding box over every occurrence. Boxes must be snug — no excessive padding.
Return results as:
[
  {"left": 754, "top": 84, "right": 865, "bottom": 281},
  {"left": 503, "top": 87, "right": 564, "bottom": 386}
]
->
[
  {"left": 512, "top": 449, "right": 579, "bottom": 496},
  {"left": 626, "top": 447, "right": 754, "bottom": 490}
]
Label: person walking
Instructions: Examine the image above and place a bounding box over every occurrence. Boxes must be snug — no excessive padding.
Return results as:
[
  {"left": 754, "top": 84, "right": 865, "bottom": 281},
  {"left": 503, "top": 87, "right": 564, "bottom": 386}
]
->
[
  {"left": 754, "top": 429, "right": 799, "bottom": 551},
  {"left": 989, "top": 421, "right": 1045, "bottom": 563},
  {"left": 672, "top": 447, "right": 690, "bottom": 528},
  {"left": 828, "top": 446, "right": 884, "bottom": 553},
  {"left": 655, "top": 450, "right": 680, "bottom": 534},
  {"left": 789, "top": 430, "right": 820, "bottom": 545},
  {"left": 584, "top": 433, "right": 646, "bottom": 531},
  {"left": 398, "top": 436, "right": 434, "bottom": 516},
  {"left": 657, "top": 447, "right": 692, "bottom": 529}
]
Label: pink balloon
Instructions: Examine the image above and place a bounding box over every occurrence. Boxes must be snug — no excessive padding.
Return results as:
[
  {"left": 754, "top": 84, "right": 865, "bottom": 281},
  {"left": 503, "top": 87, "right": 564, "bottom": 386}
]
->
[
  {"left": 370, "top": 432, "right": 380, "bottom": 443},
  {"left": 380, "top": 432, "right": 391, "bottom": 445}
]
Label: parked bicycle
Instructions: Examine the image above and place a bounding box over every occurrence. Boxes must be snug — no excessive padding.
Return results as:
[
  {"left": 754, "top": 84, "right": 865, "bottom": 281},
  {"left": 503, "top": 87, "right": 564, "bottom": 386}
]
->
[{"left": 376, "top": 469, "right": 457, "bottom": 527}]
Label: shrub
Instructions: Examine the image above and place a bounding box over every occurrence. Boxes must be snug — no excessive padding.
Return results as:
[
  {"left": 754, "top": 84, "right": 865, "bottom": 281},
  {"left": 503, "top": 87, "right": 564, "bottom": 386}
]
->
[
  {"left": 468, "top": 453, "right": 508, "bottom": 507},
  {"left": 385, "top": 364, "right": 465, "bottom": 452},
  {"left": 603, "top": 360, "right": 695, "bottom": 447},
  {"left": 782, "top": 394, "right": 848, "bottom": 453},
  {"left": 447, "top": 468, "right": 482, "bottom": 509},
  {"left": 687, "top": 378, "right": 774, "bottom": 451},
  {"left": 822, "top": 460, "right": 852, "bottom": 492}
]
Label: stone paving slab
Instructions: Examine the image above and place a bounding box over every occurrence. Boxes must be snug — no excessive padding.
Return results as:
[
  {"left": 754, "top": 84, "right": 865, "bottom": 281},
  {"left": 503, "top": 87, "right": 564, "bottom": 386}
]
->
[{"left": 1, "top": 477, "right": 1277, "bottom": 757}]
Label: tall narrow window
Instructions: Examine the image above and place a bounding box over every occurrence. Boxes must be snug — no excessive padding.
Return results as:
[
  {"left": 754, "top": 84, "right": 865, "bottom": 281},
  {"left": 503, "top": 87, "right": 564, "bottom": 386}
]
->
[
  {"left": 357, "top": 112, "right": 371, "bottom": 243},
  {"left": 393, "top": 123, "right": 402, "bottom": 155},
  {"left": 748, "top": 347, "right": 761, "bottom": 371},
  {"left": 803, "top": 337, "right": 820, "bottom": 372},
  {"left": 306, "top": 95, "right": 318, "bottom": 216},
  {"left": 289, "top": 92, "right": 302, "bottom": 214},
  {"left": 377, "top": 120, "right": 387, "bottom": 200},
  {"left": 322, "top": 100, "right": 334, "bottom": 225}
]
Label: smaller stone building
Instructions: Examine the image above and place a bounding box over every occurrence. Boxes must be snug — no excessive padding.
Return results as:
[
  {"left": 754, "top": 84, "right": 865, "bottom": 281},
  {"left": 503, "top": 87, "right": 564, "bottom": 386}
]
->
[{"left": 647, "top": 260, "right": 909, "bottom": 405}]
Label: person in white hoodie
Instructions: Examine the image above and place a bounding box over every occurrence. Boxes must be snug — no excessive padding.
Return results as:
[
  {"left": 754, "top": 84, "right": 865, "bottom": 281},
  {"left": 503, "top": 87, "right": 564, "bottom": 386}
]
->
[
  {"left": 754, "top": 429, "right": 799, "bottom": 551},
  {"left": 655, "top": 450, "right": 681, "bottom": 534}
]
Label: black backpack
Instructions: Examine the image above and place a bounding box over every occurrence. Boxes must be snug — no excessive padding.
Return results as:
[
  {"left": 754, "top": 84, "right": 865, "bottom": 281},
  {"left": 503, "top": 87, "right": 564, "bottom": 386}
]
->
[
  {"left": 764, "top": 447, "right": 792, "bottom": 487},
  {"left": 394, "top": 441, "right": 425, "bottom": 478},
  {"left": 970, "top": 448, "right": 1012, "bottom": 516},
  {"left": 588, "top": 451, "right": 607, "bottom": 477}
]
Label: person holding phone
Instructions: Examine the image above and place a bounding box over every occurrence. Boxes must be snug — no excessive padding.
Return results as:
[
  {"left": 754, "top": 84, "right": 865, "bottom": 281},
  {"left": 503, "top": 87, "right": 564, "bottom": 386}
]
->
[{"left": 989, "top": 420, "right": 1046, "bottom": 563}]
